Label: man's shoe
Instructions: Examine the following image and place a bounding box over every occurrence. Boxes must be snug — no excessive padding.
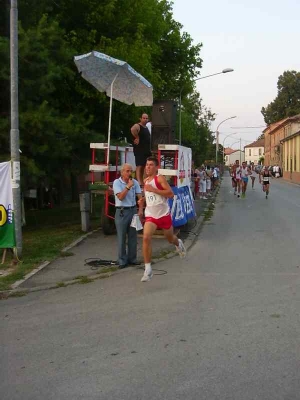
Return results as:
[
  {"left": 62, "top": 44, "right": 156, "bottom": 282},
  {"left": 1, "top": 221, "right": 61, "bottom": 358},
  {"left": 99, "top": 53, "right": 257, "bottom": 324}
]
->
[
  {"left": 118, "top": 264, "right": 128, "bottom": 269},
  {"left": 141, "top": 270, "right": 153, "bottom": 282},
  {"left": 176, "top": 239, "right": 186, "bottom": 259},
  {"left": 128, "top": 261, "right": 141, "bottom": 266}
]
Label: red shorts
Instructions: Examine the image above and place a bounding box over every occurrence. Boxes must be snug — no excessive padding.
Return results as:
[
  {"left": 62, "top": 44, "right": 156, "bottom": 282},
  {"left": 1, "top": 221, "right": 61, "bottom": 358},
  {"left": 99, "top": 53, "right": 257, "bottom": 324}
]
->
[{"left": 145, "top": 214, "right": 172, "bottom": 230}]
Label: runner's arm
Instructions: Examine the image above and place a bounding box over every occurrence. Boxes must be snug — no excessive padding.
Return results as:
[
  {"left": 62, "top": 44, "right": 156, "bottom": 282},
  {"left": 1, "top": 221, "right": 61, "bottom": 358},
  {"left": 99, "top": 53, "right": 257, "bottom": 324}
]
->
[{"left": 136, "top": 193, "right": 144, "bottom": 215}]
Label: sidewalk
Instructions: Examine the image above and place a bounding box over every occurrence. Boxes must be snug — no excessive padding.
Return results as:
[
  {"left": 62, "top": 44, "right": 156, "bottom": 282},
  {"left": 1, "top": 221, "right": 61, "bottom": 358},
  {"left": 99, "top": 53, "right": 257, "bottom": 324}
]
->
[{"left": 11, "top": 192, "right": 218, "bottom": 293}]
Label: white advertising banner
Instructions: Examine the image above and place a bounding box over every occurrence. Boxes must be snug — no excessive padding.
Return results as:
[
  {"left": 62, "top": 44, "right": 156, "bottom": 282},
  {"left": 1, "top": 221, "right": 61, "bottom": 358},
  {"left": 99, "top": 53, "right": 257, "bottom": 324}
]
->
[
  {"left": 177, "top": 146, "right": 192, "bottom": 188},
  {"left": 0, "top": 162, "right": 16, "bottom": 248}
]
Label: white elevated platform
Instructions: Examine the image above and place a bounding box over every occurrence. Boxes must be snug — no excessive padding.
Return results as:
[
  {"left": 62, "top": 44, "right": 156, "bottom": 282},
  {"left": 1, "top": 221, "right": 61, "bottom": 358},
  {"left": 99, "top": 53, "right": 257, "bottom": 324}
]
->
[
  {"left": 158, "top": 144, "right": 192, "bottom": 188},
  {"left": 157, "top": 168, "right": 177, "bottom": 176},
  {"left": 89, "top": 164, "right": 122, "bottom": 172},
  {"left": 89, "top": 143, "right": 136, "bottom": 183},
  {"left": 158, "top": 144, "right": 181, "bottom": 151},
  {"left": 90, "top": 143, "right": 126, "bottom": 151}
]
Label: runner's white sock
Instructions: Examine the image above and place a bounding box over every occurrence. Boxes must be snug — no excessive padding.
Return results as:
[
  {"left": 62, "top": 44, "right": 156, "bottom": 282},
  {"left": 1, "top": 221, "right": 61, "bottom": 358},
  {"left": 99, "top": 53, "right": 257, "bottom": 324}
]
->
[{"left": 145, "top": 263, "right": 152, "bottom": 273}]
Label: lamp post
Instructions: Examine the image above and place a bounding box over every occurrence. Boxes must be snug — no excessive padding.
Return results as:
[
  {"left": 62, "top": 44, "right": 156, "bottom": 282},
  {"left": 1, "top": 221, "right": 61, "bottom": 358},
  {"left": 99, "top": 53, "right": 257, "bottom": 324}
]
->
[
  {"left": 222, "top": 132, "right": 238, "bottom": 166},
  {"left": 215, "top": 116, "right": 237, "bottom": 164},
  {"left": 179, "top": 68, "right": 234, "bottom": 145}
]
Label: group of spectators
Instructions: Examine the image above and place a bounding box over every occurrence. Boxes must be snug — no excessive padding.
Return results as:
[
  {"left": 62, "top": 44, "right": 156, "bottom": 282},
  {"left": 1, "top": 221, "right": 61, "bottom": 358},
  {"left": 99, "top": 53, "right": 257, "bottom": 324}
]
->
[
  {"left": 191, "top": 165, "right": 220, "bottom": 199},
  {"left": 269, "top": 164, "right": 282, "bottom": 178}
]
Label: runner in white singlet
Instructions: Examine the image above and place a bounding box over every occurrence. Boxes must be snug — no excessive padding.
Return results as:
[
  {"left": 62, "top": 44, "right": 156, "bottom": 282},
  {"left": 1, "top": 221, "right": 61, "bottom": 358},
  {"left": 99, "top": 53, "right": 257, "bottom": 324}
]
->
[
  {"left": 138, "top": 157, "right": 186, "bottom": 283},
  {"left": 233, "top": 160, "right": 242, "bottom": 198},
  {"left": 250, "top": 162, "right": 257, "bottom": 189},
  {"left": 144, "top": 176, "right": 170, "bottom": 219},
  {"left": 240, "top": 162, "right": 252, "bottom": 198}
]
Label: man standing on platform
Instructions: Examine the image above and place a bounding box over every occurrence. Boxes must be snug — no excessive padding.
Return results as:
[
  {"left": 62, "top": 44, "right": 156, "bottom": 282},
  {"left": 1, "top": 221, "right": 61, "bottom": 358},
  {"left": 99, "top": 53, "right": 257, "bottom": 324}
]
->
[
  {"left": 113, "top": 164, "right": 143, "bottom": 269},
  {"left": 138, "top": 157, "right": 186, "bottom": 282},
  {"left": 131, "top": 113, "right": 152, "bottom": 185}
]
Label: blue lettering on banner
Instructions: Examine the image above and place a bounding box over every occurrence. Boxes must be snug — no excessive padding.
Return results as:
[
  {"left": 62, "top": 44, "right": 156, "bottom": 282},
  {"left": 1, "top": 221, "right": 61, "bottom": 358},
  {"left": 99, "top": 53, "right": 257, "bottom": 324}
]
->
[{"left": 168, "top": 186, "right": 196, "bottom": 227}]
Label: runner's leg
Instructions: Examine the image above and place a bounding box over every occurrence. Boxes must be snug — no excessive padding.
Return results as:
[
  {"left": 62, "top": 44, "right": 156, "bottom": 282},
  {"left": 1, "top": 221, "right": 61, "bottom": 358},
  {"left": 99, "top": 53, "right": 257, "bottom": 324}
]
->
[
  {"left": 164, "top": 227, "right": 186, "bottom": 258},
  {"left": 163, "top": 226, "right": 179, "bottom": 246},
  {"left": 236, "top": 179, "right": 241, "bottom": 197},
  {"left": 143, "top": 221, "right": 157, "bottom": 264},
  {"left": 266, "top": 183, "right": 270, "bottom": 198},
  {"left": 141, "top": 221, "right": 157, "bottom": 282}
]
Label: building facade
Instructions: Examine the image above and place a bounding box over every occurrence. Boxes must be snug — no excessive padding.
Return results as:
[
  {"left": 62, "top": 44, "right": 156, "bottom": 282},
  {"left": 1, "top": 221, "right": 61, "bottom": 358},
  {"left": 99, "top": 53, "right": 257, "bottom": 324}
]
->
[
  {"left": 224, "top": 148, "right": 235, "bottom": 166},
  {"left": 225, "top": 150, "right": 245, "bottom": 166},
  {"left": 280, "top": 116, "right": 300, "bottom": 184},
  {"left": 244, "top": 139, "right": 264, "bottom": 165},
  {"left": 264, "top": 114, "right": 300, "bottom": 184}
]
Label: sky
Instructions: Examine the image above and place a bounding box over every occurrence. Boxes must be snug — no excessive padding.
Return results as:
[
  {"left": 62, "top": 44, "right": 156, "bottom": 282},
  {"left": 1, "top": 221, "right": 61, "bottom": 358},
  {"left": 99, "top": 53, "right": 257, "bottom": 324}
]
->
[{"left": 172, "top": 0, "right": 300, "bottom": 149}]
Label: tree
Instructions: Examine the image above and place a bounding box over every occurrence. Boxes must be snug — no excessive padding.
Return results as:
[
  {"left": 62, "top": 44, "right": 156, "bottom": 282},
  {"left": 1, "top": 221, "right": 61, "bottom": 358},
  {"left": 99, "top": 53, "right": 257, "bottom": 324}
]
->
[
  {"left": 180, "top": 91, "right": 215, "bottom": 165},
  {"left": 0, "top": 16, "right": 100, "bottom": 201},
  {"left": 261, "top": 70, "right": 300, "bottom": 124},
  {"left": 0, "top": 0, "right": 210, "bottom": 204}
]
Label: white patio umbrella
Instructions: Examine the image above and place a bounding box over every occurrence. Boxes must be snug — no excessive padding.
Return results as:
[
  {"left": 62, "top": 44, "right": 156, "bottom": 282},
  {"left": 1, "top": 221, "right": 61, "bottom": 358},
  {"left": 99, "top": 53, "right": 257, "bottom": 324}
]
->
[{"left": 74, "top": 51, "right": 153, "bottom": 163}]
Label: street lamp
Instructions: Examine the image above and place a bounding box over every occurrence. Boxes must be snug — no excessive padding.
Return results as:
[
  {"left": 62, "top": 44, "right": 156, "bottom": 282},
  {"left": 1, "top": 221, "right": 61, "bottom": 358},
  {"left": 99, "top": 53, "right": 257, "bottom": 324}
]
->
[
  {"left": 179, "top": 68, "right": 234, "bottom": 145},
  {"left": 215, "top": 116, "right": 237, "bottom": 164},
  {"left": 222, "top": 132, "right": 238, "bottom": 165}
]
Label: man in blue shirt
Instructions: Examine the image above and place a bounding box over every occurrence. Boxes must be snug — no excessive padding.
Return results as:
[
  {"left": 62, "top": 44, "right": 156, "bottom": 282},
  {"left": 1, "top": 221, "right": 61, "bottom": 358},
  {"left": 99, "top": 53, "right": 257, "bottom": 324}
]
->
[{"left": 113, "top": 164, "right": 143, "bottom": 268}]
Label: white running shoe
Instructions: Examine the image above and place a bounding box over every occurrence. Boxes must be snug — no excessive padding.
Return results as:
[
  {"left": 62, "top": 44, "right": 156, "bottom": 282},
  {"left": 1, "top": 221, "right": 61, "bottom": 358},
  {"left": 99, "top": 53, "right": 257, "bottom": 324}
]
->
[
  {"left": 141, "top": 270, "right": 153, "bottom": 282},
  {"left": 176, "top": 239, "right": 186, "bottom": 258}
]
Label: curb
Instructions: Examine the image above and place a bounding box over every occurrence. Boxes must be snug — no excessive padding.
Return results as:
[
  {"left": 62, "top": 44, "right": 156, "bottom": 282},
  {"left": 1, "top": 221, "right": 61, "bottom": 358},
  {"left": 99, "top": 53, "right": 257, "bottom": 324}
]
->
[
  {"left": 10, "top": 261, "right": 51, "bottom": 289},
  {"left": 1, "top": 190, "right": 220, "bottom": 298}
]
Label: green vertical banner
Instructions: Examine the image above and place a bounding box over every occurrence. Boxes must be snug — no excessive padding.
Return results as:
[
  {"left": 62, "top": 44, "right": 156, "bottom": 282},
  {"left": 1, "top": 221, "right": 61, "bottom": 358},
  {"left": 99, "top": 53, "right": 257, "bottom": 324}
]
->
[{"left": 0, "top": 162, "right": 16, "bottom": 248}]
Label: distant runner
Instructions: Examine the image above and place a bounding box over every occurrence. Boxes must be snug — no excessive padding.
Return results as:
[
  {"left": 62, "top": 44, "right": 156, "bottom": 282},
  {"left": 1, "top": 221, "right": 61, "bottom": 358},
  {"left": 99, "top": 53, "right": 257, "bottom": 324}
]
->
[
  {"left": 240, "top": 162, "right": 252, "bottom": 198},
  {"left": 250, "top": 162, "right": 258, "bottom": 189},
  {"left": 260, "top": 166, "right": 272, "bottom": 199},
  {"left": 232, "top": 160, "right": 242, "bottom": 197}
]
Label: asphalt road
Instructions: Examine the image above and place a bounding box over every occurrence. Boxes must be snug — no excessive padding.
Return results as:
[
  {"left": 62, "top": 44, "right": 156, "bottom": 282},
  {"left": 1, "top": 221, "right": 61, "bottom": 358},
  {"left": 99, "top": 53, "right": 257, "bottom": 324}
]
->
[{"left": 1, "top": 175, "right": 300, "bottom": 400}]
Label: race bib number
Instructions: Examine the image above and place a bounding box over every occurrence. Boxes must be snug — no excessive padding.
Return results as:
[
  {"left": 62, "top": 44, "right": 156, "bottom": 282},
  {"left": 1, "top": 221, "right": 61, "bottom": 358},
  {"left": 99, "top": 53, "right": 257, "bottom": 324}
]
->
[
  {"left": 263, "top": 177, "right": 269, "bottom": 182},
  {"left": 145, "top": 192, "right": 163, "bottom": 206}
]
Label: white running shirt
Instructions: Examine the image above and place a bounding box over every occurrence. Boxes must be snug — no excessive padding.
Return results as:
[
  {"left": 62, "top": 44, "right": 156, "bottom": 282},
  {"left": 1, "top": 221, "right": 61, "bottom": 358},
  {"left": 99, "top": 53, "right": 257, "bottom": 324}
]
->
[
  {"left": 236, "top": 166, "right": 241, "bottom": 179},
  {"left": 144, "top": 175, "right": 170, "bottom": 219},
  {"left": 241, "top": 167, "right": 249, "bottom": 178}
]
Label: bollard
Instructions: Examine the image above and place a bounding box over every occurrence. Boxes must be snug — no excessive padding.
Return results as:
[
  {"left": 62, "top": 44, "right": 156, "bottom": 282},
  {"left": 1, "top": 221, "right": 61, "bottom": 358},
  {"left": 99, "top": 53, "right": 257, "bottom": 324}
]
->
[{"left": 79, "top": 192, "right": 90, "bottom": 232}]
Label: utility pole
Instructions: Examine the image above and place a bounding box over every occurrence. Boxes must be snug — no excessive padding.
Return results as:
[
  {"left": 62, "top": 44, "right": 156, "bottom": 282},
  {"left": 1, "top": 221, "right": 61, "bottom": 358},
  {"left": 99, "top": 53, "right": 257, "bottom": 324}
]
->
[
  {"left": 240, "top": 138, "right": 242, "bottom": 164},
  {"left": 10, "top": 0, "right": 22, "bottom": 256}
]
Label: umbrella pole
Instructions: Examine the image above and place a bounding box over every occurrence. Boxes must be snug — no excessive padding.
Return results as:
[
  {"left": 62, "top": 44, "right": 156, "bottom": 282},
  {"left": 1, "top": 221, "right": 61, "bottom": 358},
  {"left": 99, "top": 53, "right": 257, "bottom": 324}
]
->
[{"left": 107, "top": 73, "right": 118, "bottom": 166}]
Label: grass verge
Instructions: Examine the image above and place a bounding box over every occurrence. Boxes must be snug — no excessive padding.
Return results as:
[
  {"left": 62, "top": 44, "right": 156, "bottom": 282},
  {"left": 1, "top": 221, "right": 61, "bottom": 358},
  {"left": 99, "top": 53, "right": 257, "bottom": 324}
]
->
[{"left": 0, "top": 200, "right": 103, "bottom": 292}]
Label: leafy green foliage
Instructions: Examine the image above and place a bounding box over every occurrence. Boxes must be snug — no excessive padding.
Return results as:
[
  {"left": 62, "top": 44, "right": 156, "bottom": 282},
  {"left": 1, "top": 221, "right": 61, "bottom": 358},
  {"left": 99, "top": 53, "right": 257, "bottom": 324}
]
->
[
  {"left": 0, "top": 0, "right": 214, "bottom": 200},
  {"left": 261, "top": 70, "right": 300, "bottom": 124}
]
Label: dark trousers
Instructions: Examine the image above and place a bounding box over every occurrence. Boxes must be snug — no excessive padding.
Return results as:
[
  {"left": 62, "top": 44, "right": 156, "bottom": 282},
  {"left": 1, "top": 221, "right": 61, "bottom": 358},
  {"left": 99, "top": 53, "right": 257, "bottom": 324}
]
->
[{"left": 114, "top": 207, "right": 137, "bottom": 266}]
